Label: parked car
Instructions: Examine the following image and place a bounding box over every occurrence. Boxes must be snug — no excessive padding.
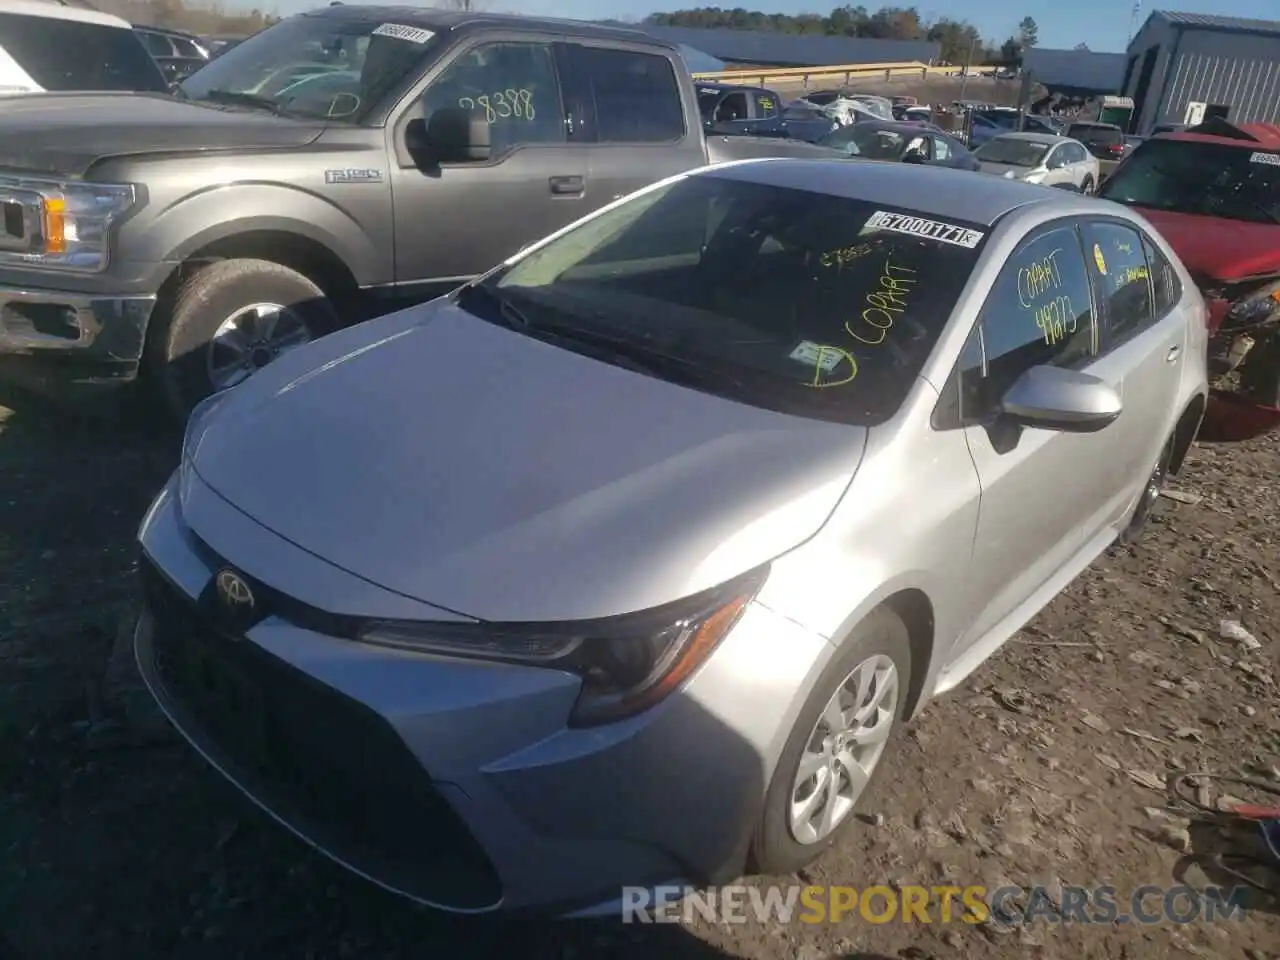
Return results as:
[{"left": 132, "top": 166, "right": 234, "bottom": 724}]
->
[
  {"left": 696, "top": 81, "right": 836, "bottom": 142},
  {"left": 1099, "top": 120, "right": 1280, "bottom": 435},
  {"left": 975, "top": 133, "right": 1100, "bottom": 194},
  {"left": 819, "top": 120, "right": 980, "bottom": 171},
  {"left": 795, "top": 89, "right": 892, "bottom": 125},
  {"left": 0, "top": 0, "right": 167, "bottom": 94},
  {"left": 134, "top": 23, "right": 210, "bottom": 84},
  {"left": 1066, "top": 120, "right": 1127, "bottom": 178},
  {"left": 968, "top": 110, "right": 1061, "bottom": 148},
  {"left": 134, "top": 158, "right": 1209, "bottom": 916},
  {"left": 0, "top": 5, "right": 844, "bottom": 422}
]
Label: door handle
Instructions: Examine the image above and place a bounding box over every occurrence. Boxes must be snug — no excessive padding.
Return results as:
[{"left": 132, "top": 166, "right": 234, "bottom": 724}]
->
[
  {"left": 549, "top": 175, "right": 584, "bottom": 197},
  {"left": 1166, "top": 344, "right": 1181, "bottom": 363}
]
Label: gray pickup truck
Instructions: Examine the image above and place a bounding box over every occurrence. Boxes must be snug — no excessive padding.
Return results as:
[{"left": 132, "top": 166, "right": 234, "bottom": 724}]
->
[{"left": 0, "top": 5, "right": 841, "bottom": 420}]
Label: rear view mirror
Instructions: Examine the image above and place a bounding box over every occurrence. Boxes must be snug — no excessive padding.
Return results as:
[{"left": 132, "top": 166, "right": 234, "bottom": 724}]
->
[
  {"left": 1000, "top": 365, "right": 1121, "bottom": 433},
  {"left": 411, "top": 105, "right": 491, "bottom": 163}
]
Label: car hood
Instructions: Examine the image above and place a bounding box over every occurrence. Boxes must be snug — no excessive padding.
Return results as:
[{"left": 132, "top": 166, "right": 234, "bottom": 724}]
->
[
  {"left": 188, "top": 302, "right": 868, "bottom": 622},
  {"left": 0, "top": 94, "right": 324, "bottom": 177},
  {"left": 978, "top": 161, "right": 1037, "bottom": 178},
  {"left": 1132, "top": 207, "right": 1280, "bottom": 283}
]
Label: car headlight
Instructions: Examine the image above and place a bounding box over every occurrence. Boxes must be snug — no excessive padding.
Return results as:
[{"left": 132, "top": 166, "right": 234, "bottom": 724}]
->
[
  {"left": 1225, "top": 280, "right": 1280, "bottom": 331},
  {"left": 358, "top": 566, "right": 769, "bottom": 727},
  {"left": 1022, "top": 170, "right": 1047, "bottom": 184},
  {"left": 0, "top": 175, "right": 139, "bottom": 272}
]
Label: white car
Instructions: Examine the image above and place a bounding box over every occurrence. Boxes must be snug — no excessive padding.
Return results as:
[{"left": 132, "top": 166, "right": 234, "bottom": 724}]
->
[
  {"left": 975, "top": 132, "right": 1102, "bottom": 194},
  {"left": 0, "top": 0, "right": 168, "bottom": 94}
]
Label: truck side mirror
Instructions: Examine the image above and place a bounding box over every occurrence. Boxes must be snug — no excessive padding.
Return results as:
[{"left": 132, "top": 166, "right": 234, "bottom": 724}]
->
[{"left": 409, "top": 105, "right": 491, "bottom": 164}]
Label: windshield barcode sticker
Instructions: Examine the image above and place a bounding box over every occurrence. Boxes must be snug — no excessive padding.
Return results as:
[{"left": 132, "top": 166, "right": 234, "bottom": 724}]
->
[
  {"left": 1249, "top": 151, "right": 1280, "bottom": 166},
  {"left": 372, "top": 23, "right": 435, "bottom": 44},
  {"left": 863, "top": 211, "right": 984, "bottom": 249},
  {"left": 790, "top": 341, "right": 844, "bottom": 372}
]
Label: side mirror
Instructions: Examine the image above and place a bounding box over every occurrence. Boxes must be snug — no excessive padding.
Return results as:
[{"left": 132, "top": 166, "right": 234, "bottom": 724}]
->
[
  {"left": 902, "top": 150, "right": 927, "bottom": 164},
  {"left": 412, "top": 105, "right": 491, "bottom": 164},
  {"left": 1000, "top": 365, "right": 1121, "bottom": 433}
]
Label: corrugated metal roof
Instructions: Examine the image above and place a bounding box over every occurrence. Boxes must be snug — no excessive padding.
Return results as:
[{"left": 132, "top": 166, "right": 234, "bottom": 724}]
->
[
  {"left": 1156, "top": 10, "right": 1280, "bottom": 37},
  {"left": 612, "top": 24, "right": 940, "bottom": 68},
  {"left": 1022, "top": 47, "right": 1127, "bottom": 93}
]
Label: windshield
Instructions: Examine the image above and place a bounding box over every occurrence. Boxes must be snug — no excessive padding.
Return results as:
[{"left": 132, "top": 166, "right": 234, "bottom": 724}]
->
[
  {"left": 697, "top": 88, "right": 721, "bottom": 119},
  {"left": 472, "top": 175, "right": 986, "bottom": 426},
  {"left": 975, "top": 137, "right": 1049, "bottom": 167},
  {"left": 804, "top": 91, "right": 841, "bottom": 106},
  {"left": 1068, "top": 123, "right": 1122, "bottom": 146},
  {"left": 180, "top": 14, "right": 443, "bottom": 121},
  {"left": 1100, "top": 138, "right": 1280, "bottom": 226},
  {"left": 818, "top": 124, "right": 908, "bottom": 159},
  {"left": 0, "top": 13, "right": 166, "bottom": 93}
]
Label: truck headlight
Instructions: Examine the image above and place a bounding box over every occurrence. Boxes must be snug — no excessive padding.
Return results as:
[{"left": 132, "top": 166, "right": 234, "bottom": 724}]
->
[
  {"left": 0, "top": 176, "right": 139, "bottom": 272},
  {"left": 358, "top": 566, "right": 768, "bottom": 727}
]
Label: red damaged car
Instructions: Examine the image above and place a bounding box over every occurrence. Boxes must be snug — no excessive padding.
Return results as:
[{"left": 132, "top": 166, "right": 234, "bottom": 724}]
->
[{"left": 1098, "top": 119, "right": 1280, "bottom": 440}]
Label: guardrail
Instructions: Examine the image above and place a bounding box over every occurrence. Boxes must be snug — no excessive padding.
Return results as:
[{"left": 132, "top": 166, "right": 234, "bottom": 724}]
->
[{"left": 691, "top": 62, "right": 1003, "bottom": 87}]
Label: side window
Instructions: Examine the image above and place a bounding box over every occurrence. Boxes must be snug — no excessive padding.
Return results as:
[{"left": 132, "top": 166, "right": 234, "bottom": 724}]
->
[
  {"left": 1045, "top": 147, "right": 1065, "bottom": 169},
  {"left": 575, "top": 47, "right": 684, "bottom": 143},
  {"left": 139, "top": 30, "right": 172, "bottom": 57},
  {"left": 1142, "top": 234, "right": 1181, "bottom": 319},
  {"left": 932, "top": 136, "right": 951, "bottom": 161},
  {"left": 754, "top": 90, "right": 778, "bottom": 118},
  {"left": 905, "top": 134, "right": 930, "bottom": 158},
  {"left": 1080, "top": 221, "right": 1155, "bottom": 348},
  {"left": 977, "top": 224, "right": 1098, "bottom": 398},
  {"left": 172, "top": 37, "right": 203, "bottom": 59},
  {"left": 714, "top": 91, "right": 749, "bottom": 123},
  {"left": 422, "top": 42, "right": 564, "bottom": 154}
]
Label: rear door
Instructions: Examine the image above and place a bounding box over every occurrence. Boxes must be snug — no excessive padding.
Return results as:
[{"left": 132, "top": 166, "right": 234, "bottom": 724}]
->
[
  {"left": 1078, "top": 218, "right": 1185, "bottom": 508},
  {"left": 556, "top": 42, "right": 705, "bottom": 207}
]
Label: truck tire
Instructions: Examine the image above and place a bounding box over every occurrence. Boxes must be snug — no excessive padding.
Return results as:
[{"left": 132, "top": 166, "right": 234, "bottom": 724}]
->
[
  {"left": 1240, "top": 330, "right": 1280, "bottom": 408},
  {"left": 147, "top": 258, "right": 339, "bottom": 422}
]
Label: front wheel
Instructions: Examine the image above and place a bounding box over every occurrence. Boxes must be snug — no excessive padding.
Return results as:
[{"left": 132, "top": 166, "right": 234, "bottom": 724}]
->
[
  {"left": 749, "top": 607, "right": 911, "bottom": 876},
  {"left": 1081, "top": 175, "right": 1096, "bottom": 195},
  {"left": 1122, "top": 435, "right": 1174, "bottom": 543},
  {"left": 146, "top": 259, "right": 339, "bottom": 423},
  {"left": 1239, "top": 330, "right": 1280, "bottom": 408}
]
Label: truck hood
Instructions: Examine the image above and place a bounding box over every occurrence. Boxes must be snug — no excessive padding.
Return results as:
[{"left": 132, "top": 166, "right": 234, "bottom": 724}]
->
[
  {"left": 1134, "top": 207, "right": 1280, "bottom": 283},
  {"left": 187, "top": 302, "right": 868, "bottom": 622},
  {"left": 0, "top": 93, "right": 325, "bottom": 177}
]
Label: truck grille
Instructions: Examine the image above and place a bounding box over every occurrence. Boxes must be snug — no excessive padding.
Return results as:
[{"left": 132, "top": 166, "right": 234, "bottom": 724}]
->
[{"left": 139, "top": 557, "right": 503, "bottom": 910}]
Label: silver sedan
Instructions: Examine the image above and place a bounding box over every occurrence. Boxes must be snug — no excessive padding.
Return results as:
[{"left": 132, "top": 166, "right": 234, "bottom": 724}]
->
[
  {"left": 975, "top": 131, "right": 1103, "bottom": 194},
  {"left": 134, "top": 160, "right": 1209, "bottom": 916}
]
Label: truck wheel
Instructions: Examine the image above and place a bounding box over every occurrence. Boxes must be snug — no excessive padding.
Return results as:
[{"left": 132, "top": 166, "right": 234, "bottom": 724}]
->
[
  {"left": 147, "top": 258, "right": 339, "bottom": 422},
  {"left": 1239, "top": 330, "right": 1280, "bottom": 408}
]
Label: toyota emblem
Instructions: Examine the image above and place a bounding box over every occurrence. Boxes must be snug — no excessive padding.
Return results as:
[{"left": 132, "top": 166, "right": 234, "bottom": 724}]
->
[{"left": 215, "top": 568, "right": 255, "bottom": 614}]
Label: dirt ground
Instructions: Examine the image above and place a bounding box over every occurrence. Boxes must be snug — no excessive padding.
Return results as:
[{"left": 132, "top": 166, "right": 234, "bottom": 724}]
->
[{"left": 0, "top": 387, "right": 1276, "bottom": 960}]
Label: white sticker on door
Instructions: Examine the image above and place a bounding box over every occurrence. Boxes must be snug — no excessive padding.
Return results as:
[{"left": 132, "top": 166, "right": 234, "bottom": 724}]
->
[{"left": 863, "top": 210, "right": 984, "bottom": 249}]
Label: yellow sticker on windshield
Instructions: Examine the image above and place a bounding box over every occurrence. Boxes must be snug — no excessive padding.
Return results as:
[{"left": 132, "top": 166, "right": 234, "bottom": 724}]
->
[{"left": 1093, "top": 242, "right": 1108, "bottom": 276}]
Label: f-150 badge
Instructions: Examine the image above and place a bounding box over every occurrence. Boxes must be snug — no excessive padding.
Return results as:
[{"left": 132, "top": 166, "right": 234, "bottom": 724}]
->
[{"left": 324, "top": 169, "right": 384, "bottom": 184}]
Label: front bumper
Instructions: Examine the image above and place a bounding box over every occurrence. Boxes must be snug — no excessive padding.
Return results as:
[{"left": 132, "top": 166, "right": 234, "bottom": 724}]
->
[
  {"left": 0, "top": 283, "right": 156, "bottom": 391},
  {"left": 134, "top": 472, "right": 833, "bottom": 914}
]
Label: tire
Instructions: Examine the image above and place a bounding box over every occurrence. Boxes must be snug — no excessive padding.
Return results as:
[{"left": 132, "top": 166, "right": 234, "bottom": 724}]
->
[
  {"left": 146, "top": 258, "right": 340, "bottom": 423},
  {"left": 1239, "top": 330, "right": 1280, "bottom": 408},
  {"left": 1081, "top": 175, "right": 1095, "bottom": 195},
  {"left": 1121, "top": 434, "right": 1175, "bottom": 543},
  {"left": 749, "top": 606, "right": 912, "bottom": 876}
]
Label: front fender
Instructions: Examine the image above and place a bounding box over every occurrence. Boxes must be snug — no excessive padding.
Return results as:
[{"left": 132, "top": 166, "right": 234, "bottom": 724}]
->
[{"left": 127, "top": 182, "right": 389, "bottom": 287}]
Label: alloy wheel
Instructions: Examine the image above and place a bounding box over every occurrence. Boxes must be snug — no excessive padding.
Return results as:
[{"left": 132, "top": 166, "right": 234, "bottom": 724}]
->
[{"left": 207, "top": 302, "right": 313, "bottom": 391}]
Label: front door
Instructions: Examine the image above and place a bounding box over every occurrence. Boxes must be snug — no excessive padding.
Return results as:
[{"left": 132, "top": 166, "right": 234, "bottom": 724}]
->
[
  {"left": 956, "top": 220, "right": 1124, "bottom": 649},
  {"left": 388, "top": 38, "right": 589, "bottom": 292}
]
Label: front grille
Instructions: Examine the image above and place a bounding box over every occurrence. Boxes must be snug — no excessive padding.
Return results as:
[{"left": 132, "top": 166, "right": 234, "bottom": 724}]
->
[{"left": 140, "top": 558, "right": 502, "bottom": 910}]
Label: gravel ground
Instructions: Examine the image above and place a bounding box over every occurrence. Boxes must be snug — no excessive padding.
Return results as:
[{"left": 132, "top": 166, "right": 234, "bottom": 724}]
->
[{"left": 0, "top": 391, "right": 1276, "bottom": 960}]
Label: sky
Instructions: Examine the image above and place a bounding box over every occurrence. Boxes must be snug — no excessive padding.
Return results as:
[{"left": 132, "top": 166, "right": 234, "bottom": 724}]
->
[{"left": 262, "top": 0, "right": 1278, "bottom": 53}]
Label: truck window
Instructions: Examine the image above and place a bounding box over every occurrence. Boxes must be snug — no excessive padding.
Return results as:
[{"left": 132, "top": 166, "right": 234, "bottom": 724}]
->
[
  {"left": 714, "top": 91, "right": 748, "bottom": 123},
  {"left": 573, "top": 47, "right": 684, "bottom": 143},
  {"left": 422, "top": 42, "right": 564, "bottom": 152},
  {"left": 137, "top": 29, "right": 173, "bottom": 57},
  {"left": 0, "top": 13, "right": 167, "bottom": 93}
]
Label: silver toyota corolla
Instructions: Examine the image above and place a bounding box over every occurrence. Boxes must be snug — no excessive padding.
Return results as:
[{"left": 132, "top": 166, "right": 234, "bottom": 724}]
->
[{"left": 135, "top": 159, "right": 1209, "bottom": 916}]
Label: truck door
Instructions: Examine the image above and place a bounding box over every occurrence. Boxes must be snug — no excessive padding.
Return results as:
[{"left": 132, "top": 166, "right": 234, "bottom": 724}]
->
[
  {"left": 554, "top": 42, "right": 709, "bottom": 210},
  {"left": 387, "top": 37, "right": 589, "bottom": 293}
]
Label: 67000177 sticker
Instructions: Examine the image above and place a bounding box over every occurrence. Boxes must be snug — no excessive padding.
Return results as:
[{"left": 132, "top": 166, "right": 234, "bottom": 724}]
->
[
  {"left": 864, "top": 211, "right": 984, "bottom": 249},
  {"left": 1249, "top": 151, "right": 1280, "bottom": 167}
]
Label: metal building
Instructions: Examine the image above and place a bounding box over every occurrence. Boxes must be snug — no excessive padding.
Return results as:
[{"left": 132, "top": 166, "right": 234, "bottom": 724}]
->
[{"left": 1121, "top": 10, "right": 1280, "bottom": 134}]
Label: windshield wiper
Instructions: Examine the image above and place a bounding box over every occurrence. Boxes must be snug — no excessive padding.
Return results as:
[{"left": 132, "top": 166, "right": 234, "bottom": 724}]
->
[
  {"left": 456, "top": 282, "right": 532, "bottom": 329},
  {"left": 197, "top": 89, "right": 291, "bottom": 116}
]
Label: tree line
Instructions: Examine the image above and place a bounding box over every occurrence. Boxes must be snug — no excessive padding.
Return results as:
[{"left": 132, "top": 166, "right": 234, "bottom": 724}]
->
[
  {"left": 646, "top": 6, "right": 1043, "bottom": 66},
  {"left": 90, "top": 0, "right": 278, "bottom": 35}
]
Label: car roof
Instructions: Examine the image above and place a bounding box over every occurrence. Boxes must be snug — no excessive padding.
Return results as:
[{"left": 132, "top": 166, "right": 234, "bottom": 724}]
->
[
  {"left": 134, "top": 23, "right": 202, "bottom": 40},
  {"left": 301, "top": 4, "right": 665, "bottom": 46},
  {"left": 698, "top": 159, "right": 1054, "bottom": 227},
  {"left": 1068, "top": 121, "right": 1121, "bottom": 130},
  {"left": 988, "top": 131, "right": 1065, "bottom": 145},
  {"left": 1, "top": 0, "right": 131, "bottom": 28}
]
